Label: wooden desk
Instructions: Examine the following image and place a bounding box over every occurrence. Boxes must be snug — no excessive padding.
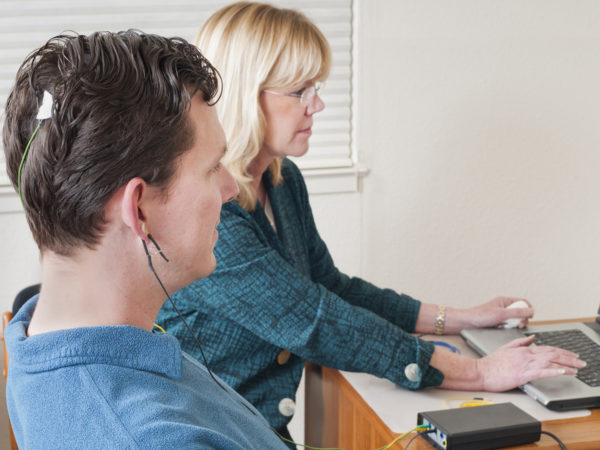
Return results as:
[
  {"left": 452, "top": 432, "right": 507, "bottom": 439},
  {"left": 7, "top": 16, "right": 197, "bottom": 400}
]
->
[{"left": 305, "top": 318, "right": 600, "bottom": 449}]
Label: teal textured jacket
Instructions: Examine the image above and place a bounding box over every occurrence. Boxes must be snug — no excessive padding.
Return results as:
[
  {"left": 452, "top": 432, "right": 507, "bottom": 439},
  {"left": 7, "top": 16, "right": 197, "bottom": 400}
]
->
[{"left": 158, "top": 159, "right": 444, "bottom": 430}]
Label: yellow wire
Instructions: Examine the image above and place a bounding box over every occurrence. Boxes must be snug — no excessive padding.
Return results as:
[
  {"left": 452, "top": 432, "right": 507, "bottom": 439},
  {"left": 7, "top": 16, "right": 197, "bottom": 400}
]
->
[
  {"left": 377, "top": 425, "right": 430, "bottom": 450},
  {"left": 442, "top": 397, "right": 494, "bottom": 409},
  {"left": 153, "top": 323, "right": 166, "bottom": 334}
]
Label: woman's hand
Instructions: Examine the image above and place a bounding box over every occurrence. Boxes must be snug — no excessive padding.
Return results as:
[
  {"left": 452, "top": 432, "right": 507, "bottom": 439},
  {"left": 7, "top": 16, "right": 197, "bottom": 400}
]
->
[
  {"left": 431, "top": 336, "right": 586, "bottom": 391},
  {"left": 458, "top": 296, "right": 534, "bottom": 330},
  {"left": 416, "top": 297, "right": 533, "bottom": 335},
  {"left": 475, "top": 336, "right": 585, "bottom": 391}
]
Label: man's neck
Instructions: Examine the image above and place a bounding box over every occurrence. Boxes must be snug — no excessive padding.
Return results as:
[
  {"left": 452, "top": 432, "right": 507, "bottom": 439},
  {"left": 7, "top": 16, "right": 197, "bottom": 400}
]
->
[{"left": 27, "top": 248, "right": 161, "bottom": 336}]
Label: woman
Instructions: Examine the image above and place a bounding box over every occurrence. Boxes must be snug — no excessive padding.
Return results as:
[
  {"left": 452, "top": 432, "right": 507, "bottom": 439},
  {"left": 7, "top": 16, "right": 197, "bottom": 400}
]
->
[{"left": 157, "top": 2, "right": 584, "bottom": 441}]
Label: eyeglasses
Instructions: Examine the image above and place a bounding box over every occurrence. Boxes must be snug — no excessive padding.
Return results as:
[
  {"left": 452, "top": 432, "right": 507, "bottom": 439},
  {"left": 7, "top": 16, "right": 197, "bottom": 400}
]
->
[{"left": 263, "top": 82, "right": 321, "bottom": 107}]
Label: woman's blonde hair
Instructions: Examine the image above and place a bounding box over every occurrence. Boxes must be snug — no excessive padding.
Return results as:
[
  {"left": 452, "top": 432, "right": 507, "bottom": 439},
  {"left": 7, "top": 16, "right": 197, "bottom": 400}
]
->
[{"left": 196, "top": 1, "right": 331, "bottom": 210}]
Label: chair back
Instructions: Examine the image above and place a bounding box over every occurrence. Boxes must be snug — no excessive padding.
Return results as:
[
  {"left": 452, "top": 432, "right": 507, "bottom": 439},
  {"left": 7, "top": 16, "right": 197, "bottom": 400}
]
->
[
  {"left": 1, "top": 311, "right": 18, "bottom": 450},
  {"left": 2, "top": 312, "right": 11, "bottom": 378}
]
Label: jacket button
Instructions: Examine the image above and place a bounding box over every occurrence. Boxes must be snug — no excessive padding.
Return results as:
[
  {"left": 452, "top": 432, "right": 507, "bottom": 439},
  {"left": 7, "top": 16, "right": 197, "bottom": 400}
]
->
[
  {"left": 277, "top": 349, "right": 291, "bottom": 365},
  {"left": 278, "top": 398, "right": 295, "bottom": 417},
  {"left": 404, "top": 363, "right": 420, "bottom": 382}
]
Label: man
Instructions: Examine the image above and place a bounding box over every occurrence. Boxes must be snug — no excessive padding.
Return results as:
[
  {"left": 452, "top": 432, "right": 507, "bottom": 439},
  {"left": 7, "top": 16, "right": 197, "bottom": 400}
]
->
[{"left": 2, "top": 30, "right": 287, "bottom": 449}]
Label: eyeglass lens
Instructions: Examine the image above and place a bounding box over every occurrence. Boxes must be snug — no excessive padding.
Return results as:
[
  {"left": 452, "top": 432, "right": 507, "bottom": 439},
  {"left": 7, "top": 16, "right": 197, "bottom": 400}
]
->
[{"left": 300, "top": 85, "right": 318, "bottom": 107}]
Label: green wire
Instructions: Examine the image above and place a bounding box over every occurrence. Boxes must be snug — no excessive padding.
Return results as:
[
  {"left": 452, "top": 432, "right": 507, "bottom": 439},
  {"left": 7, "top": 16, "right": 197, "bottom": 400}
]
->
[{"left": 17, "top": 121, "right": 42, "bottom": 204}]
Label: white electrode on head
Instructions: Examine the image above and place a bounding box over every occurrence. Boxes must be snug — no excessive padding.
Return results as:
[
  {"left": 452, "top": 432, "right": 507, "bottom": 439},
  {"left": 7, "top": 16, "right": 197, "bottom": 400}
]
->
[{"left": 36, "top": 90, "right": 53, "bottom": 120}]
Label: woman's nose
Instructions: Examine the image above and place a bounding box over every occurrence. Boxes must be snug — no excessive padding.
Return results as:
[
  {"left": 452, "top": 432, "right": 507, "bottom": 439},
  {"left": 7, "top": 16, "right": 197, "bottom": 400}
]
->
[{"left": 306, "top": 93, "right": 325, "bottom": 116}]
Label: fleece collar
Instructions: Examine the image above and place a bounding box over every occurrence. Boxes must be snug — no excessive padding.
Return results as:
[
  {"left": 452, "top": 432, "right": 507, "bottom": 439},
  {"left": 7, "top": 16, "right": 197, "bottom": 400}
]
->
[{"left": 5, "top": 296, "right": 182, "bottom": 378}]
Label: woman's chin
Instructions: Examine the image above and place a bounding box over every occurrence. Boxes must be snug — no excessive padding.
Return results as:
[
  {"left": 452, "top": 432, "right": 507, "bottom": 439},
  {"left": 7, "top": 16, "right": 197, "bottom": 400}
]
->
[{"left": 286, "top": 144, "right": 310, "bottom": 158}]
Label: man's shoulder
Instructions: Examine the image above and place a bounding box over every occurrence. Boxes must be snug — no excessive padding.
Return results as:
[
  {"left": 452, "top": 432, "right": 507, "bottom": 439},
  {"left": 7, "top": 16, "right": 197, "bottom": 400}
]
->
[{"left": 8, "top": 342, "right": 285, "bottom": 449}]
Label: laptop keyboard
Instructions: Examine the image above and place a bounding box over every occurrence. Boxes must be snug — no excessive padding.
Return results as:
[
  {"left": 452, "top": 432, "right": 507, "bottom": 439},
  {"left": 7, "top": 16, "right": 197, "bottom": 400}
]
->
[{"left": 525, "top": 329, "right": 600, "bottom": 387}]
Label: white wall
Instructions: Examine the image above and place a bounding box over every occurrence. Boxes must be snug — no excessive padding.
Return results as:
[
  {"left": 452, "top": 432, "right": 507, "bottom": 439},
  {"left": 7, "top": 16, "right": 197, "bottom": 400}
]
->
[
  {"left": 355, "top": 0, "right": 600, "bottom": 320},
  {"left": 0, "top": 205, "right": 41, "bottom": 313}
]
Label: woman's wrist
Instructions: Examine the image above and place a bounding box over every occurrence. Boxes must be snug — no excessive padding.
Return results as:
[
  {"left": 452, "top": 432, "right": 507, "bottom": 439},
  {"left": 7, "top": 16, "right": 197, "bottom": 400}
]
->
[
  {"left": 414, "top": 303, "right": 439, "bottom": 334},
  {"left": 430, "top": 347, "right": 484, "bottom": 390},
  {"left": 415, "top": 303, "right": 475, "bottom": 335},
  {"left": 434, "top": 304, "right": 446, "bottom": 335},
  {"left": 442, "top": 307, "right": 473, "bottom": 334}
]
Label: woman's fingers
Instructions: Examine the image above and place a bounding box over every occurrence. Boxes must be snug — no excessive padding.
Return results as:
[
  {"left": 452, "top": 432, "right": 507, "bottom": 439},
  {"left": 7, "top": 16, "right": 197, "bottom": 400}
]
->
[
  {"left": 500, "top": 335, "right": 535, "bottom": 348},
  {"left": 527, "top": 345, "right": 586, "bottom": 370},
  {"left": 479, "top": 340, "right": 587, "bottom": 391},
  {"left": 510, "top": 339, "right": 585, "bottom": 370},
  {"left": 465, "top": 297, "right": 534, "bottom": 329},
  {"left": 533, "top": 366, "right": 578, "bottom": 378}
]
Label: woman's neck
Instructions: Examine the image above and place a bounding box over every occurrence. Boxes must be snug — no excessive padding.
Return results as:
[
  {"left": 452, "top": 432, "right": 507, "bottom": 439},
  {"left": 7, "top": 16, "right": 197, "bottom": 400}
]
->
[{"left": 248, "top": 149, "right": 276, "bottom": 207}]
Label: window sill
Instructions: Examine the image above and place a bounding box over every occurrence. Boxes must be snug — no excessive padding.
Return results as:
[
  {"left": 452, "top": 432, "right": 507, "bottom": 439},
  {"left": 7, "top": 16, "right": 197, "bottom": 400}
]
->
[{"left": 301, "top": 164, "right": 369, "bottom": 195}]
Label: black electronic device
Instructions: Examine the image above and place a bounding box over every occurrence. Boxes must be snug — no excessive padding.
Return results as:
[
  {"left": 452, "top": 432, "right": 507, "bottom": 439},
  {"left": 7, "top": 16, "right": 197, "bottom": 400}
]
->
[{"left": 416, "top": 402, "right": 541, "bottom": 450}]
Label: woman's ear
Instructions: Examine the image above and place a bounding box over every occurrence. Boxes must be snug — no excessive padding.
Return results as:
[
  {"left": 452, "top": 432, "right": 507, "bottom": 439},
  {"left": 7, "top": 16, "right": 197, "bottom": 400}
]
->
[{"left": 121, "top": 178, "right": 148, "bottom": 241}]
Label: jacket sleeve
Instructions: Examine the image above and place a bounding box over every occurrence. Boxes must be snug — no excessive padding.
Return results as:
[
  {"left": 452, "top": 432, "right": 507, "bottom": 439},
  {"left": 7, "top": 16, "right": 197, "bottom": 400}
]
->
[
  {"left": 285, "top": 163, "right": 426, "bottom": 333},
  {"left": 174, "top": 202, "right": 443, "bottom": 390}
]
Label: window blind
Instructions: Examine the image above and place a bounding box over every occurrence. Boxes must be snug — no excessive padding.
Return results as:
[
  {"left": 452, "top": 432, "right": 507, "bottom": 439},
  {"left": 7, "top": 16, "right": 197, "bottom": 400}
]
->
[{"left": 0, "top": 0, "right": 353, "bottom": 187}]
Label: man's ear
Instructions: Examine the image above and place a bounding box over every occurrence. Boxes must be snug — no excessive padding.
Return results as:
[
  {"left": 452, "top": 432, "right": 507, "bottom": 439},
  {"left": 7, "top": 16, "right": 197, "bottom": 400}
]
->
[{"left": 121, "top": 178, "right": 148, "bottom": 241}]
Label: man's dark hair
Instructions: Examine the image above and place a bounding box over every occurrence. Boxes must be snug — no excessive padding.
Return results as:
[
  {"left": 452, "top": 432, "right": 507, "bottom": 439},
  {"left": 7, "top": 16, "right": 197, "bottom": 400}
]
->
[{"left": 3, "top": 30, "right": 220, "bottom": 255}]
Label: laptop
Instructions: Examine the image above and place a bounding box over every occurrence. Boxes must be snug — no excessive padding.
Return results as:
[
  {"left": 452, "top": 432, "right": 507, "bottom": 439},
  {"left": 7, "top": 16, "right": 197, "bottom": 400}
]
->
[{"left": 460, "top": 303, "right": 600, "bottom": 411}]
